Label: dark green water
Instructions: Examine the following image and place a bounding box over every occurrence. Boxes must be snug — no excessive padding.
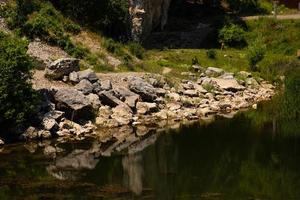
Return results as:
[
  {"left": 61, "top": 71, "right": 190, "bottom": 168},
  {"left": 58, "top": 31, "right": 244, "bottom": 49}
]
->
[{"left": 0, "top": 74, "right": 299, "bottom": 200}]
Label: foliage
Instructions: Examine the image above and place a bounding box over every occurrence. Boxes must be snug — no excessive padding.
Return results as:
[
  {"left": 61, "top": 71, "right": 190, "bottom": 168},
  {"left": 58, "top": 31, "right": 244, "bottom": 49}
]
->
[
  {"left": 247, "top": 38, "right": 266, "bottom": 71},
  {"left": 128, "top": 42, "right": 145, "bottom": 59},
  {"left": 226, "top": 0, "right": 269, "bottom": 15},
  {"left": 206, "top": 49, "right": 217, "bottom": 59},
  {"left": 3, "top": 0, "right": 87, "bottom": 58},
  {"left": 219, "top": 23, "right": 246, "bottom": 47},
  {"left": 246, "top": 18, "right": 300, "bottom": 56},
  {"left": 0, "top": 32, "right": 39, "bottom": 130},
  {"left": 49, "top": 0, "right": 129, "bottom": 39}
]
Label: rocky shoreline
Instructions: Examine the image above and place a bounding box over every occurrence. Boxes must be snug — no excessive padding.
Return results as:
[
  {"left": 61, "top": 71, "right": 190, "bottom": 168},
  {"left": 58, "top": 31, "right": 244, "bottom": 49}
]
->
[{"left": 0, "top": 58, "right": 275, "bottom": 146}]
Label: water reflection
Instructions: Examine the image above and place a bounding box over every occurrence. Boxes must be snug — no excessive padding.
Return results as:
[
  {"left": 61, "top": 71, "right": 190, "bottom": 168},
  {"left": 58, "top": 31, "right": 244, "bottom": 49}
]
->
[{"left": 122, "top": 153, "right": 143, "bottom": 195}]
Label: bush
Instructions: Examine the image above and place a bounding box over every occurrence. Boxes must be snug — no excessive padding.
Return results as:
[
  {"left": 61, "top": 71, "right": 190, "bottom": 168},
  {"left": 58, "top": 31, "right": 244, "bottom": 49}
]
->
[
  {"left": 206, "top": 49, "right": 216, "bottom": 59},
  {"left": 247, "top": 38, "right": 266, "bottom": 71},
  {"left": 0, "top": 32, "right": 39, "bottom": 131},
  {"left": 49, "top": 0, "right": 130, "bottom": 39},
  {"left": 128, "top": 42, "right": 145, "bottom": 59},
  {"left": 219, "top": 24, "right": 246, "bottom": 47}
]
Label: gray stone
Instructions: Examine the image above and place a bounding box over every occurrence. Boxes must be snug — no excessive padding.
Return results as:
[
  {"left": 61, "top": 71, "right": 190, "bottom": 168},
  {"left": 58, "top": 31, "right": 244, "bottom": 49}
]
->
[
  {"left": 98, "top": 91, "right": 124, "bottom": 107},
  {"left": 69, "top": 71, "right": 79, "bottom": 83},
  {"left": 98, "top": 106, "right": 112, "bottom": 119},
  {"left": 100, "top": 80, "right": 112, "bottom": 91},
  {"left": 136, "top": 102, "right": 158, "bottom": 114},
  {"left": 38, "top": 130, "right": 52, "bottom": 139},
  {"left": 42, "top": 117, "right": 58, "bottom": 131},
  {"left": 45, "top": 58, "right": 80, "bottom": 80},
  {"left": 86, "top": 93, "right": 101, "bottom": 110},
  {"left": 0, "top": 138, "right": 4, "bottom": 146},
  {"left": 205, "top": 67, "right": 224, "bottom": 77},
  {"left": 111, "top": 105, "right": 133, "bottom": 126},
  {"left": 54, "top": 89, "right": 92, "bottom": 119},
  {"left": 21, "top": 126, "right": 39, "bottom": 140},
  {"left": 92, "top": 82, "right": 102, "bottom": 93},
  {"left": 156, "top": 88, "right": 167, "bottom": 96},
  {"left": 75, "top": 79, "right": 94, "bottom": 95},
  {"left": 194, "top": 85, "right": 208, "bottom": 94},
  {"left": 113, "top": 87, "right": 140, "bottom": 108},
  {"left": 166, "top": 93, "right": 181, "bottom": 102},
  {"left": 129, "top": 78, "right": 157, "bottom": 102},
  {"left": 183, "top": 90, "right": 198, "bottom": 97},
  {"left": 212, "top": 78, "right": 245, "bottom": 92},
  {"left": 78, "top": 69, "right": 99, "bottom": 83},
  {"left": 43, "top": 111, "right": 65, "bottom": 122},
  {"left": 192, "top": 64, "right": 204, "bottom": 72},
  {"left": 237, "top": 71, "right": 252, "bottom": 79}
]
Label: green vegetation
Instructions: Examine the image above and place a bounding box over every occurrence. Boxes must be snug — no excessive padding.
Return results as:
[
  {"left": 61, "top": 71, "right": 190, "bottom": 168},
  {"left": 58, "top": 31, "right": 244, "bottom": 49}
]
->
[
  {"left": 246, "top": 38, "right": 266, "bottom": 70},
  {"left": 219, "top": 23, "right": 246, "bottom": 47},
  {"left": 0, "top": 32, "right": 39, "bottom": 131},
  {"left": 3, "top": 0, "right": 88, "bottom": 58},
  {"left": 49, "top": 0, "right": 129, "bottom": 38},
  {"left": 206, "top": 49, "right": 217, "bottom": 59}
]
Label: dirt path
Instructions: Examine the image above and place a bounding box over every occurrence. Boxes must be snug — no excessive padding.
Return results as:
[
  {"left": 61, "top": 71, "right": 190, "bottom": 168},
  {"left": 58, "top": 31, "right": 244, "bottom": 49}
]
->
[{"left": 242, "top": 13, "right": 300, "bottom": 20}]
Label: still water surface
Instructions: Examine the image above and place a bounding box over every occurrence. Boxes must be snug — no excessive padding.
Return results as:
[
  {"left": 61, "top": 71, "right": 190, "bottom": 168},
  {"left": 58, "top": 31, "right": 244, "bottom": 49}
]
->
[{"left": 0, "top": 92, "right": 300, "bottom": 199}]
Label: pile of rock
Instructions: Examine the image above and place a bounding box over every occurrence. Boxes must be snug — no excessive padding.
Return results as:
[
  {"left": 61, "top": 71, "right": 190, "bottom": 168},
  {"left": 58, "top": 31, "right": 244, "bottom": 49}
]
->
[{"left": 20, "top": 58, "right": 275, "bottom": 143}]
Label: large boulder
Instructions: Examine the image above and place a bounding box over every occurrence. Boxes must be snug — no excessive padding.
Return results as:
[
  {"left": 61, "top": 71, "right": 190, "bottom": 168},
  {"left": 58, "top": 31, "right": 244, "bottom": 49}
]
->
[
  {"left": 54, "top": 89, "right": 92, "bottom": 120},
  {"left": 211, "top": 78, "right": 245, "bottom": 92},
  {"left": 45, "top": 58, "right": 79, "bottom": 80},
  {"left": 129, "top": 78, "right": 157, "bottom": 102},
  {"left": 98, "top": 91, "right": 124, "bottom": 107}
]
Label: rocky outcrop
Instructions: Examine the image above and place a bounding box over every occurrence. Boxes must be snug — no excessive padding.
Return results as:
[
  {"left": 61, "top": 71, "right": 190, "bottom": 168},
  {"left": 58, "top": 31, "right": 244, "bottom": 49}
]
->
[
  {"left": 129, "top": 0, "right": 172, "bottom": 41},
  {"left": 45, "top": 58, "right": 80, "bottom": 80}
]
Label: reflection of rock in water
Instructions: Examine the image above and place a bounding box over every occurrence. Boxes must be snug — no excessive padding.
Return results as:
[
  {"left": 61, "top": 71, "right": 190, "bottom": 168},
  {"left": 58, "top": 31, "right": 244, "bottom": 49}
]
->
[
  {"left": 128, "top": 134, "right": 157, "bottom": 154},
  {"left": 122, "top": 153, "right": 144, "bottom": 196},
  {"left": 47, "top": 148, "right": 99, "bottom": 180}
]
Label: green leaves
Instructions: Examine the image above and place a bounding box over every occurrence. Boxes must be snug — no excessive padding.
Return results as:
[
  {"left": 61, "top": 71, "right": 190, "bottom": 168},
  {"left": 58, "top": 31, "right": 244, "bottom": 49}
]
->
[{"left": 0, "top": 32, "right": 39, "bottom": 131}]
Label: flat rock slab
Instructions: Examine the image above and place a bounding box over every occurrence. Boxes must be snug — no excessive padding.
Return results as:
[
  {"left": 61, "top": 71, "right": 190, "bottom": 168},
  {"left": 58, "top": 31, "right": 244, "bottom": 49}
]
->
[{"left": 212, "top": 78, "right": 245, "bottom": 92}]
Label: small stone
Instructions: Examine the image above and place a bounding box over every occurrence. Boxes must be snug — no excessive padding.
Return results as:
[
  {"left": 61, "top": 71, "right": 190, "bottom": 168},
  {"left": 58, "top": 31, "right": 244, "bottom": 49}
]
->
[
  {"left": 100, "top": 80, "right": 112, "bottom": 91},
  {"left": 166, "top": 93, "right": 181, "bottom": 102},
  {"left": 86, "top": 93, "right": 101, "bottom": 110},
  {"left": 21, "top": 127, "right": 39, "bottom": 140},
  {"left": 69, "top": 71, "right": 79, "bottom": 83},
  {"left": 252, "top": 104, "right": 257, "bottom": 109},
  {"left": 205, "top": 67, "right": 224, "bottom": 77},
  {"left": 75, "top": 79, "right": 94, "bottom": 95},
  {"left": 136, "top": 102, "right": 158, "bottom": 115},
  {"left": 38, "top": 130, "right": 52, "bottom": 139},
  {"left": 183, "top": 90, "right": 198, "bottom": 97},
  {"left": 0, "top": 138, "right": 4, "bottom": 146},
  {"left": 111, "top": 105, "right": 133, "bottom": 126},
  {"left": 42, "top": 117, "right": 58, "bottom": 131},
  {"left": 78, "top": 69, "right": 99, "bottom": 83}
]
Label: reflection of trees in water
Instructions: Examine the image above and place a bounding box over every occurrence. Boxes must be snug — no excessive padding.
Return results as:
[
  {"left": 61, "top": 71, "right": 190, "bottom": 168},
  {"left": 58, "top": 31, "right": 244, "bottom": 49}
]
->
[{"left": 245, "top": 68, "right": 300, "bottom": 137}]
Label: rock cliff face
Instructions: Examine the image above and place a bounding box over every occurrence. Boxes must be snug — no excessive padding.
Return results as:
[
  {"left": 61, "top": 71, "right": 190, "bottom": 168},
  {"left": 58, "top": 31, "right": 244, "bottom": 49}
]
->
[{"left": 129, "top": 0, "right": 172, "bottom": 41}]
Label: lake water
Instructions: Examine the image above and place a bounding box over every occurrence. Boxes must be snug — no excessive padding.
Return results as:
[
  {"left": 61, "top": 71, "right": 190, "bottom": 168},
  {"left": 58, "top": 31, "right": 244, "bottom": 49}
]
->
[{"left": 0, "top": 74, "right": 299, "bottom": 200}]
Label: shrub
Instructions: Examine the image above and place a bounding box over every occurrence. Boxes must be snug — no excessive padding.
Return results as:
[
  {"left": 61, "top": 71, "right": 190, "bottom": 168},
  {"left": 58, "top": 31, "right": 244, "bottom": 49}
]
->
[
  {"left": 247, "top": 38, "right": 266, "bottom": 71},
  {"left": 128, "top": 42, "right": 145, "bottom": 59},
  {"left": 49, "top": 0, "right": 130, "bottom": 39},
  {"left": 192, "top": 56, "right": 199, "bottom": 65},
  {"left": 0, "top": 32, "right": 39, "bottom": 131},
  {"left": 206, "top": 49, "right": 217, "bottom": 59},
  {"left": 219, "top": 24, "right": 246, "bottom": 47}
]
